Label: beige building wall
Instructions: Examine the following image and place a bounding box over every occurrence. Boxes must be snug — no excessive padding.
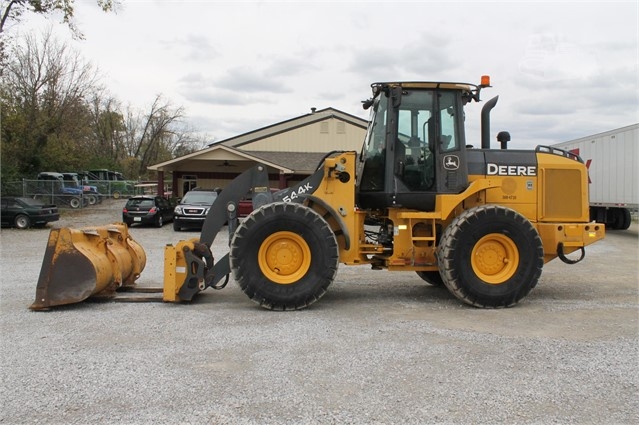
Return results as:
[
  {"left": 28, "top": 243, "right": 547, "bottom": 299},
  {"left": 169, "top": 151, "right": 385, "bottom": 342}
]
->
[{"left": 241, "top": 118, "right": 366, "bottom": 153}]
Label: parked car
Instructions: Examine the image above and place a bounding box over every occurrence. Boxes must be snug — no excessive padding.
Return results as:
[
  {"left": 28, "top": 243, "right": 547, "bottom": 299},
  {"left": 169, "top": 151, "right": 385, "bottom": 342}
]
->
[
  {"left": 122, "top": 196, "right": 174, "bottom": 228},
  {"left": 1, "top": 197, "right": 59, "bottom": 229},
  {"left": 173, "top": 188, "right": 220, "bottom": 231}
]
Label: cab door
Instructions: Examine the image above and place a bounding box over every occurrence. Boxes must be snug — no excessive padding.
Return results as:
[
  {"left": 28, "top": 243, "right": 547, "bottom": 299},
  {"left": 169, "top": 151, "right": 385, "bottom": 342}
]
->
[
  {"left": 432, "top": 90, "right": 468, "bottom": 195},
  {"left": 391, "top": 89, "right": 468, "bottom": 210}
]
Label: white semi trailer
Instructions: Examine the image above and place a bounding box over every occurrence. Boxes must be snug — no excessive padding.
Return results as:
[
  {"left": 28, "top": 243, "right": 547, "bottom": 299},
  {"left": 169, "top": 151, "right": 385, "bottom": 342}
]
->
[{"left": 553, "top": 123, "right": 638, "bottom": 230}]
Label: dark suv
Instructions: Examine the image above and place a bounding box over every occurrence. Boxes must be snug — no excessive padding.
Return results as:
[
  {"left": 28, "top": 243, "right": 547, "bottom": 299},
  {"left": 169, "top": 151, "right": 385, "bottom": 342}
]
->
[
  {"left": 122, "top": 196, "right": 174, "bottom": 228},
  {"left": 173, "top": 188, "right": 219, "bottom": 231}
]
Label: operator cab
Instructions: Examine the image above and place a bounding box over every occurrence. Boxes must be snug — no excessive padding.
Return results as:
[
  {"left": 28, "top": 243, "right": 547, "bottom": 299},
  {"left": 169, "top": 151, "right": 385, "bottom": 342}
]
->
[{"left": 357, "top": 81, "right": 484, "bottom": 211}]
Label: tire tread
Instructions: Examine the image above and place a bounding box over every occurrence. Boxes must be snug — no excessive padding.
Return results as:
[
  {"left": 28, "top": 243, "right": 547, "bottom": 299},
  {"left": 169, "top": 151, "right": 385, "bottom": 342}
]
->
[
  {"left": 437, "top": 205, "right": 544, "bottom": 308},
  {"left": 230, "top": 202, "right": 338, "bottom": 310}
]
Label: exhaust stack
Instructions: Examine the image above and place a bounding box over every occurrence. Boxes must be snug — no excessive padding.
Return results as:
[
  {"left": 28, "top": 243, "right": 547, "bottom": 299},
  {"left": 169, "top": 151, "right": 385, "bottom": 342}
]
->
[{"left": 481, "top": 95, "right": 499, "bottom": 149}]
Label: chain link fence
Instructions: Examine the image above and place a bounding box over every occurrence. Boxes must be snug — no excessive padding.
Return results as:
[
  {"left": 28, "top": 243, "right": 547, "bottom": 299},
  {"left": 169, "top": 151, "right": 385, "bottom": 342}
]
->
[{"left": 1, "top": 180, "right": 138, "bottom": 209}]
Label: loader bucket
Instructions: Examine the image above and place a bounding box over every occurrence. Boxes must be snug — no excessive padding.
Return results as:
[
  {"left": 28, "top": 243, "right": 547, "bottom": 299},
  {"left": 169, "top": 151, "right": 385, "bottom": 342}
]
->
[{"left": 30, "top": 223, "right": 146, "bottom": 310}]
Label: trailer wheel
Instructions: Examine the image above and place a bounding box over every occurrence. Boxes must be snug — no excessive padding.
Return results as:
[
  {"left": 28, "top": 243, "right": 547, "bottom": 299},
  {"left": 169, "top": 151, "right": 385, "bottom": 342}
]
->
[
  {"left": 437, "top": 205, "right": 544, "bottom": 308},
  {"left": 112, "top": 191, "right": 121, "bottom": 199},
  {"left": 613, "top": 208, "right": 632, "bottom": 230},
  {"left": 230, "top": 202, "right": 339, "bottom": 310},
  {"left": 415, "top": 271, "right": 444, "bottom": 286},
  {"left": 620, "top": 209, "right": 632, "bottom": 230}
]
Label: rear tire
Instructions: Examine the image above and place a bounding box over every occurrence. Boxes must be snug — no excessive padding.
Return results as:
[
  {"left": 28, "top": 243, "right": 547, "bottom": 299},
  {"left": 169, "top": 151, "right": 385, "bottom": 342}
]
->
[
  {"left": 437, "top": 205, "right": 544, "bottom": 308},
  {"left": 230, "top": 202, "right": 339, "bottom": 310},
  {"left": 416, "top": 271, "right": 444, "bottom": 286},
  {"left": 14, "top": 214, "right": 31, "bottom": 229},
  {"left": 156, "top": 215, "right": 164, "bottom": 228}
]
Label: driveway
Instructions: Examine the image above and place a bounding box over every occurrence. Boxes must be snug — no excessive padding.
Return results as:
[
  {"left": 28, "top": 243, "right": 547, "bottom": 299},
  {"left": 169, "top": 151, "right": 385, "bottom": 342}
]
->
[{"left": 1, "top": 200, "right": 637, "bottom": 424}]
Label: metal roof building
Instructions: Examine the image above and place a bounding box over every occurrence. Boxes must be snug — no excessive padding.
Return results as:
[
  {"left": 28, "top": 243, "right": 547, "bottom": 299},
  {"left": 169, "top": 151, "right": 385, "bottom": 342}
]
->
[{"left": 148, "top": 107, "right": 368, "bottom": 197}]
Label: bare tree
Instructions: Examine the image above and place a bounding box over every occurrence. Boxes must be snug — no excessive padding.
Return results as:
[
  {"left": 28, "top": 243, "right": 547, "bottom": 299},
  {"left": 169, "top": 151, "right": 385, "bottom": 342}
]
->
[
  {"left": 88, "top": 91, "right": 126, "bottom": 163},
  {"left": 1, "top": 27, "right": 101, "bottom": 175},
  {"left": 120, "top": 95, "right": 185, "bottom": 178},
  {"left": 1, "top": 1, "right": 117, "bottom": 72},
  {"left": 1, "top": 23, "right": 201, "bottom": 181}
]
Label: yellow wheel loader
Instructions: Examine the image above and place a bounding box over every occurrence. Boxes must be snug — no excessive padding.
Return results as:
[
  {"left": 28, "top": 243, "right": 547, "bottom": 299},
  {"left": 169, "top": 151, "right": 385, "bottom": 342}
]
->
[{"left": 31, "top": 77, "right": 605, "bottom": 311}]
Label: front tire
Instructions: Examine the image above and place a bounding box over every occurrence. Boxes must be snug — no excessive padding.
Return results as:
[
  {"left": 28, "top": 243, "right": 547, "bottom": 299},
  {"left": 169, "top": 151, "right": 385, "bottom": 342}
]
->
[
  {"left": 437, "top": 205, "right": 544, "bottom": 308},
  {"left": 230, "top": 202, "right": 339, "bottom": 310},
  {"left": 69, "top": 197, "right": 81, "bottom": 209}
]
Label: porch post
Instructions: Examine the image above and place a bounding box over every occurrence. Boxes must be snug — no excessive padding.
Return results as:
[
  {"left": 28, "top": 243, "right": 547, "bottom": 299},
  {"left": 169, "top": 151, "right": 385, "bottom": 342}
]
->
[{"left": 157, "top": 171, "right": 164, "bottom": 197}]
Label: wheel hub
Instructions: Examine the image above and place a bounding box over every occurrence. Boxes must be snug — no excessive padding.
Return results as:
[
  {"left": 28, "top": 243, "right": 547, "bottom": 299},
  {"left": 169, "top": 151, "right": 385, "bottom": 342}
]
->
[
  {"left": 259, "top": 231, "right": 311, "bottom": 284},
  {"left": 471, "top": 233, "right": 519, "bottom": 284}
]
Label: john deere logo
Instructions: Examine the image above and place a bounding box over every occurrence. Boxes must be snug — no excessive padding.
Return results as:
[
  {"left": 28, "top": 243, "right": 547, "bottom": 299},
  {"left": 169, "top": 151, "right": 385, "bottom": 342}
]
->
[{"left": 443, "top": 155, "right": 459, "bottom": 170}]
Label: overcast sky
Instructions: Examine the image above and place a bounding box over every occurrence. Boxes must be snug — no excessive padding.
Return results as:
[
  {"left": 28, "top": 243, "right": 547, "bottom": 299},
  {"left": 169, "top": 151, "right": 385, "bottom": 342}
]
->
[{"left": 15, "top": 0, "right": 639, "bottom": 149}]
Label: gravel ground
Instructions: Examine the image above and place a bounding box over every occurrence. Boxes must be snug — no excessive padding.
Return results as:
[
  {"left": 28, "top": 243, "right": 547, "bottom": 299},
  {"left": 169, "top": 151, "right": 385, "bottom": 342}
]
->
[{"left": 1, "top": 200, "right": 638, "bottom": 424}]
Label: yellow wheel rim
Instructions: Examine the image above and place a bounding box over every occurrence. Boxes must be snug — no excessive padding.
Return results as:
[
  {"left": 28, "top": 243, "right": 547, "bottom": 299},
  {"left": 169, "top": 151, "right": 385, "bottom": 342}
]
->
[
  {"left": 258, "top": 231, "right": 311, "bottom": 284},
  {"left": 471, "top": 233, "right": 519, "bottom": 284}
]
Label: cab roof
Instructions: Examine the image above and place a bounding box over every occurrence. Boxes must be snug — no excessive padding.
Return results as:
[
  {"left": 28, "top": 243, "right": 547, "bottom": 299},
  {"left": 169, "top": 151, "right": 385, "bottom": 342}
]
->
[
  {"left": 372, "top": 81, "right": 477, "bottom": 93},
  {"left": 370, "top": 81, "right": 486, "bottom": 103}
]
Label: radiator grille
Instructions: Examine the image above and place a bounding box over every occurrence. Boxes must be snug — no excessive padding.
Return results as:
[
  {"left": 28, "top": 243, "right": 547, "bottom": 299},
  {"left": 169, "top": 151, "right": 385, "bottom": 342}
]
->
[{"left": 544, "top": 169, "right": 582, "bottom": 219}]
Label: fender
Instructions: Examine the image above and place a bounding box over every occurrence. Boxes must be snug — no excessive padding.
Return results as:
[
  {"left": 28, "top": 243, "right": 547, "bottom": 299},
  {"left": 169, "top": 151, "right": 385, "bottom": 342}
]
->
[
  {"left": 272, "top": 161, "right": 351, "bottom": 250},
  {"left": 299, "top": 194, "right": 351, "bottom": 251}
]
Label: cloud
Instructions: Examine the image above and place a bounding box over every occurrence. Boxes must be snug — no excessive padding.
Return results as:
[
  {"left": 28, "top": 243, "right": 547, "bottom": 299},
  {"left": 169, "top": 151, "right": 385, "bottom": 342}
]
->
[
  {"left": 169, "top": 34, "right": 219, "bottom": 62},
  {"left": 214, "top": 66, "right": 292, "bottom": 93},
  {"left": 518, "top": 33, "right": 603, "bottom": 82},
  {"left": 17, "top": 0, "right": 636, "bottom": 146}
]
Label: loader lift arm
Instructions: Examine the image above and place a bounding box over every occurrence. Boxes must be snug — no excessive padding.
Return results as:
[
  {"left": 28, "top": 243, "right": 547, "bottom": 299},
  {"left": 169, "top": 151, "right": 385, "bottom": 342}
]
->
[
  {"left": 178, "top": 152, "right": 351, "bottom": 301},
  {"left": 176, "top": 164, "right": 272, "bottom": 301}
]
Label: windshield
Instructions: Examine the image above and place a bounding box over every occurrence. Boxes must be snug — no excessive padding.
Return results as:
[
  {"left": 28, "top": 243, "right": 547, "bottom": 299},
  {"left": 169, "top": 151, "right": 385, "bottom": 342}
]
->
[
  {"left": 358, "top": 95, "right": 388, "bottom": 191},
  {"left": 18, "top": 197, "right": 46, "bottom": 206},
  {"left": 127, "top": 199, "right": 155, "bottom": 208},
  {"left": 181, "top": 191, "right": 217, "bottom": 205}
]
